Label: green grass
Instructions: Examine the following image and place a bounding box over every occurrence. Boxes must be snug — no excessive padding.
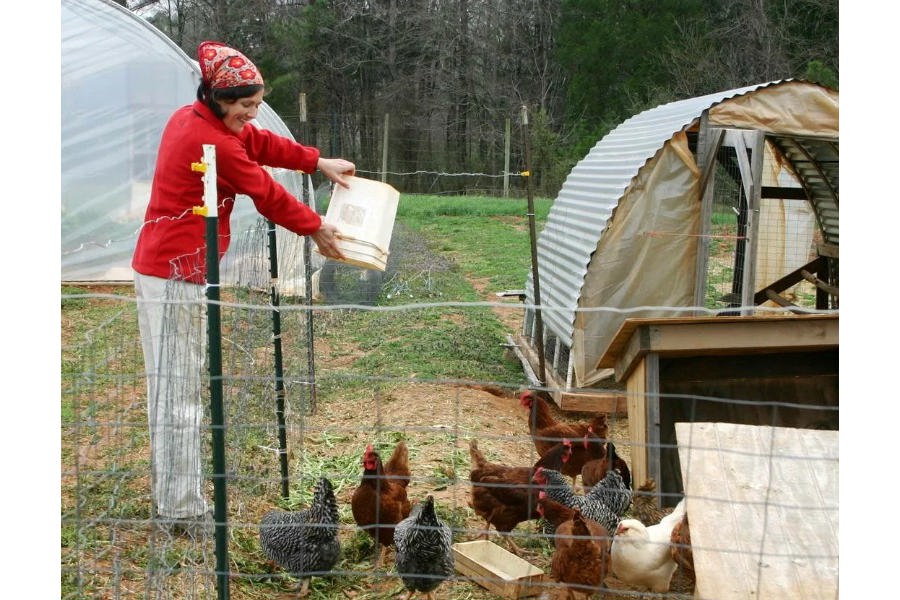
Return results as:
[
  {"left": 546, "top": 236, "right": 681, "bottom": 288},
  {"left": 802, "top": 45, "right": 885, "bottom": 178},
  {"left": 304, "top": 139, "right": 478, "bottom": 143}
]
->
[
  {"left": 399, "top": 194, "right": 551, "bottom": 292},
  {"left": 309, "top": 193, "right": 551, "bottom": 391}
]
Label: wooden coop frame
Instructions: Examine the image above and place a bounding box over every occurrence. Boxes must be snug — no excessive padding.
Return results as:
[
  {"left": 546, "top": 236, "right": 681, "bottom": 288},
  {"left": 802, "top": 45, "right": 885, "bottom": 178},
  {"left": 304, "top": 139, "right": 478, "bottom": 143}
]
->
[{"left": 596, "top": 314, "right": 838, "bottom": 506}]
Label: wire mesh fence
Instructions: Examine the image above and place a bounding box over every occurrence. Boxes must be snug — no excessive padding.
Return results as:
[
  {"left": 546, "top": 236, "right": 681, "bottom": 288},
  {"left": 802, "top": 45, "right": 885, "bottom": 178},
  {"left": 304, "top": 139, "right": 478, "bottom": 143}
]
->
[{"left": 61, "top": 213, "right": 839, "bottom": 600}]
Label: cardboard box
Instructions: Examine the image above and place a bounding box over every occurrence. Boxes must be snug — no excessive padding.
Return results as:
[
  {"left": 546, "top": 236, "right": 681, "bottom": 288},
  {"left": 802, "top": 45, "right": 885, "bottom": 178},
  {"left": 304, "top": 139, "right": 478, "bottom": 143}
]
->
[{"left": 452, "top": 540, "right": 545, "bottom": 598}]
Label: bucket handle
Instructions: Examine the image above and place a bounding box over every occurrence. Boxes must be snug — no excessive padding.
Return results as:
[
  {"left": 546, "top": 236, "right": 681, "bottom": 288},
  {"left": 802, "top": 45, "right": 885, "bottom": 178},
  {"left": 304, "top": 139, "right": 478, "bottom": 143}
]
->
[{"left": 335, "top": 233, "right": 390, "bottom": 259}]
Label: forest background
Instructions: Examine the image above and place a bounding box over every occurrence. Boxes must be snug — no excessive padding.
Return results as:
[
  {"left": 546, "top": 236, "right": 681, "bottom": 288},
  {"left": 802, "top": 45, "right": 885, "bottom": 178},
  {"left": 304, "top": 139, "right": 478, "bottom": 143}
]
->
[{"left": 121, "top": 0, "right": 839, "bottom": 197}]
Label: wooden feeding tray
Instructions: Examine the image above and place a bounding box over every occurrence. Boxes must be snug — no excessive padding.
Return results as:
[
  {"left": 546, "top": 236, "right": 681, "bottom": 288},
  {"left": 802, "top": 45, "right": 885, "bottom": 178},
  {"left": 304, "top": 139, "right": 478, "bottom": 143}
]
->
[{"left": 452, "top": 540, "right": 545, "bottom": 598}]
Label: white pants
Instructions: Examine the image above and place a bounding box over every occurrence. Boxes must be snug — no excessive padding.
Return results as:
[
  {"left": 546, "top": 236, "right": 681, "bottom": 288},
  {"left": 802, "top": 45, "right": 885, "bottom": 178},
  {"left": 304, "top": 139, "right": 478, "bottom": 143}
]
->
[{"left": 135, "top": 272, "right": 209, "bottom": 519}]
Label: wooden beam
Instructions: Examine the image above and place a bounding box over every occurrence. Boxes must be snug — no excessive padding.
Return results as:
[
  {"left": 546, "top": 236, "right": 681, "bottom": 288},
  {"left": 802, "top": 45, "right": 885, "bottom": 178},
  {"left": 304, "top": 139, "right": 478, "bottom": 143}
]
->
[
  {"left": 765, "top": 289, "right": 798, "bottom": 307},
  {"left": 627, "top": 358, "right": 648, "bottom": 493},
  {"left": 559, "top": 391, "right": 627, "bottom": 415},
  {"left": 817, "top": 243, "right": 839, "bottom": 259},
  {"left": 601, "top": 316, "right": 839, "bottom": 380},
  {"left": 761, "top": 186, "right": 808, "bottom": 200},
  {"left": 753, "top": 255, "right": 828, "bottom": 305},
  {"left": 800, "top": 269, "right": 839, "bottom": 296}
]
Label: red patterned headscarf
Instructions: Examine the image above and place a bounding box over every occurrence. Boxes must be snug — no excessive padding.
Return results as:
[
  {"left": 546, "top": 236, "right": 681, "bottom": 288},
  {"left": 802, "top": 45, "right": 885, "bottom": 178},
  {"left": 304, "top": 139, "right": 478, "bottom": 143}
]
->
[{"left": 197, "top": 41, "right": 264, "bottom": 89}]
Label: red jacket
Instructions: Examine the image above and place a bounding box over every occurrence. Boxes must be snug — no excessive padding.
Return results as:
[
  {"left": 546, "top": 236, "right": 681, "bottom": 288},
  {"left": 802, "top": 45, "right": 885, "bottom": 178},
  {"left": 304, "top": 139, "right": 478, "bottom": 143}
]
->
[{"left": 132, "top": 100, "right": 322, "bottom": 283}]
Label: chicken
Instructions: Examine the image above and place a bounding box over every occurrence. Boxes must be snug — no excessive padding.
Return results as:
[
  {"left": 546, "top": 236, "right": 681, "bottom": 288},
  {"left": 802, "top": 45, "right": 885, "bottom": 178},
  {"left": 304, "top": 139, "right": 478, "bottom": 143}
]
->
[
  {"left": 467, "top": 438, "right": 541, "bottom": 556},
  {"left": 533, "top": 466, "right": 631, "bottom": 537},
  {"left": 519, "top": 390, "right": 608, "bottom": 458},
  {"left": 393, "top": 495, "right": 455, "bottom": 600},
  {"left": 351, "top": 441, "right": 412, "bottom": 568},
  {"left": 533, "top": 438, "right": 573, "bottom": 471},
  {"left": 259, "top": 476, "right": 341, "bottom": 597},
  {"left": 630, "top": 478, "right": 672, "bottom": 527},
  {"left": 549, "top": 508, "right": 612, "bottom": 600},
  {"left": 540, "top": 429, "right": 608, "bottom": 489},
  {"left": 610, "top": 497, "right": 686, "bottom": 593},
  {"left": 581, "top": 440, "right": 632, "bottom": 491},
  {"left": 670, "top": 511, "right": 695, "bottom": 587}
]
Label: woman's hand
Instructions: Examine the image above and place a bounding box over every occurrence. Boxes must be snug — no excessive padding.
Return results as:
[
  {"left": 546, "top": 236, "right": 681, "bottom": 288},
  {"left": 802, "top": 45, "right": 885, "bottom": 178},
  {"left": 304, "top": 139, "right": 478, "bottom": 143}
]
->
[
  {"left": 317, "top": 157, "right": 356, "bottom": 189},
  {"left": 311, "top": 222, "right": 346, "bottom": 260}
]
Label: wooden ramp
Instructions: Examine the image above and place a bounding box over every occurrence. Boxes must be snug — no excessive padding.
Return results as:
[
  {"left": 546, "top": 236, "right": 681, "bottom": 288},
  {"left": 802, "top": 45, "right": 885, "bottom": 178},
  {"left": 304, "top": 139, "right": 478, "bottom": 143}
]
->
[{"left": 675, "top": 422, "right": 838, "bottom": 600}]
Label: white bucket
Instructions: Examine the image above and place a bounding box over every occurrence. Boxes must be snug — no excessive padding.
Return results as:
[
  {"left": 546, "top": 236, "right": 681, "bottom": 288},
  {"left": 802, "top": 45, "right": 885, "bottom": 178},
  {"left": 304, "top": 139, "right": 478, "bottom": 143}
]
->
[{"left": 316, "top": 175, "right": 400, "bottom": 271}]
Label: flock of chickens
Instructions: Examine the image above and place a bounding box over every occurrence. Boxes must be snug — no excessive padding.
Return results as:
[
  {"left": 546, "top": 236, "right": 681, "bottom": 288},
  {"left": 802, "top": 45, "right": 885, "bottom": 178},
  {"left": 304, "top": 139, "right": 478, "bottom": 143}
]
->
[{"left": 258, "top": 390, "right": 694, "bottom": 599}]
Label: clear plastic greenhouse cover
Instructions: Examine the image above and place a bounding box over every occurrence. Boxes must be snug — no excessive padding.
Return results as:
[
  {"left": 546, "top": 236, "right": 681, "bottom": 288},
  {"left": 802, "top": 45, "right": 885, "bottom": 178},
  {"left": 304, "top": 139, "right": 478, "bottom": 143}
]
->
[{"left": 61, "top": 0, "right": 313, "bottom": 288}]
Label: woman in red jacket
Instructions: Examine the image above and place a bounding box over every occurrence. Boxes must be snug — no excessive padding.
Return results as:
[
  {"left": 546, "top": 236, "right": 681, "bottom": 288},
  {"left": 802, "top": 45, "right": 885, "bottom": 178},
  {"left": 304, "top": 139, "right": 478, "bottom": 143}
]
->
[{"left": 132, "top": 41, "right": 356, "bottom": 536}]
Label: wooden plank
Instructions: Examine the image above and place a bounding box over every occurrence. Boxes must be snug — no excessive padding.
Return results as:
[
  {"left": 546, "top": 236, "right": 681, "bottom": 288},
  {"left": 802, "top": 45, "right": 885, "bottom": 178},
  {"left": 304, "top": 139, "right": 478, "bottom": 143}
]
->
[
  {"left": 559, "top": 391, "right": 627, "bottom": 415},
  {"left": 676, "top": 423, "right": 839, "bottom": 600},
  {"left": 511, "top": 333, "right": 625, "bottom": 415},
  {"left": 627, "top": 359, "right": 648, "bottom": 493},
  {"left": 645, "top": 354, "right": 661, "bottom": 487},
  {"left": 693, "top": 117, "right": 724, "bottom": 311},
  {"left": 597, "top": 315, "right": 838, "bottom": 378},
  {"left": 742, "top": 130, "right": 766, "bottom": 312}
]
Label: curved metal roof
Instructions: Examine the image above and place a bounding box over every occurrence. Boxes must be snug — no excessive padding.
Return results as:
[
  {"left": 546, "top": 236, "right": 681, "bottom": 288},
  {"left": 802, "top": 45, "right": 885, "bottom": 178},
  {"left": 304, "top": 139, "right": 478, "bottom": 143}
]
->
[{"left": 527, "top": 80, "right": 839, "bottom": 347}]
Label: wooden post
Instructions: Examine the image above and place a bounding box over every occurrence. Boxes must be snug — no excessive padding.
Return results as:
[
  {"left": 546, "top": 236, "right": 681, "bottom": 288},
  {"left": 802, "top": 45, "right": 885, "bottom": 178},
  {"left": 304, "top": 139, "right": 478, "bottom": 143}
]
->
[
  {"left": 693, "top": 110, "right": 724, "bottom": 313},
  {"left": 741, "top": 130, "right": 765, "bottom": 313},
  {"left": 503, "top": 117, "right": 511, "bottom": 197},
  {"left": 297, "top": 92, "right": 307, "bottom": 141}
]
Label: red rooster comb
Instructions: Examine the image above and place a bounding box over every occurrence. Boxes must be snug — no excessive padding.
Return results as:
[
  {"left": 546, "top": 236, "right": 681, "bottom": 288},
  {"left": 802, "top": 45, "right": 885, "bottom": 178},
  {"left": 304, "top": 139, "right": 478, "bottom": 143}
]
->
[{"left": 519, "top": 391, "right": 532, "bottom": 407}]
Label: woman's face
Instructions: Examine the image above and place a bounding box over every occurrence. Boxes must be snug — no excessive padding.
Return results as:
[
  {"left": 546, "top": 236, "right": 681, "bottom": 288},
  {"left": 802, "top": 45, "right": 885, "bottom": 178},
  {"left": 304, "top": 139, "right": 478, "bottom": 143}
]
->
[{"left": 218, "top": 89, "right": 265, "bottom": 134}]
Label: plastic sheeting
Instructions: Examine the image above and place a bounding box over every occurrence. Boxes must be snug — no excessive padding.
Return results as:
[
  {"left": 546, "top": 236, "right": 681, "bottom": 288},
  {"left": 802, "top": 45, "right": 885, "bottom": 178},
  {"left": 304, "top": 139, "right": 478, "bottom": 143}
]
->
[
  {"left": 573, "top": 131, "right": 701, "bottom": 387},
  {"left": 61, "top": 0, "right": 314, "bottom": 288}
]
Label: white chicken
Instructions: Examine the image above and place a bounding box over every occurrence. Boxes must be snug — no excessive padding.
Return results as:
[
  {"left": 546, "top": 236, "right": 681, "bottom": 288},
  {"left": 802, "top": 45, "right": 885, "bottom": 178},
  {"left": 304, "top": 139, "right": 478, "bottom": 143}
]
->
[{"left": 610, "top": 497, "right": 686, "bottom": 593}]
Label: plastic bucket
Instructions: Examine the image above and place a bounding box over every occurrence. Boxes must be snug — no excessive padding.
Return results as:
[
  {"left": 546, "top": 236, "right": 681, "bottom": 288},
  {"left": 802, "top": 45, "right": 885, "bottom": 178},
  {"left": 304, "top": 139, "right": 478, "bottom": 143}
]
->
[{"left": 316, "top": 175, "right": 400, "bottom": 271}]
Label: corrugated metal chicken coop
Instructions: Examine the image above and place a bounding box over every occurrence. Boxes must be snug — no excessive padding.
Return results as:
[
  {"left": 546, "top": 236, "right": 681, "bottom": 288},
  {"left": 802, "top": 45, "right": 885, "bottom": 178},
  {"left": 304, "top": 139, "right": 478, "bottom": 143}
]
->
[{"left": 514, "top": 80, "right": 838, "bottom": 410}]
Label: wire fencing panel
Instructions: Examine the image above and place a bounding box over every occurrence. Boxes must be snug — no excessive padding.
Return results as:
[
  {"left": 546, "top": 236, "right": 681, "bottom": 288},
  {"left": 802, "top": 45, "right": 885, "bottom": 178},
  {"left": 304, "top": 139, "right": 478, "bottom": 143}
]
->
[{"left": 61, "top": 215, "right": 838, "bottom": 599}]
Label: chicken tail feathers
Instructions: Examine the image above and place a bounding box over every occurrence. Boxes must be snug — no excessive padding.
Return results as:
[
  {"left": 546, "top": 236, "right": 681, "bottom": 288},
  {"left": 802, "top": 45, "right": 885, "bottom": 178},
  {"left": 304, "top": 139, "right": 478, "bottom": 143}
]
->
[
  {"left": 469, "top": 439, "right": 487, "bottom": 470},
  {"left": 385, "top": 441, "right": 411, "bottom": 486}
]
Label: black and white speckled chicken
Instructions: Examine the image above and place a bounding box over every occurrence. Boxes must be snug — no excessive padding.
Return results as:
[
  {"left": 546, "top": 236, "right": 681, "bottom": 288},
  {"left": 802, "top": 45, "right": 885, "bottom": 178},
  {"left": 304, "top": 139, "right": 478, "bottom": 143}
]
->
[
  {"left": 534, "top": 466, "right": 631, "bottom": 537},
  {"left": 393, "top": 495, "right": 455, "bottom": 600},
  {"left": 631, "top": 478, "right": 672, "bottom": 527},
  {"left": 259, "top": 476, "right": 341, "bottom": 597}
]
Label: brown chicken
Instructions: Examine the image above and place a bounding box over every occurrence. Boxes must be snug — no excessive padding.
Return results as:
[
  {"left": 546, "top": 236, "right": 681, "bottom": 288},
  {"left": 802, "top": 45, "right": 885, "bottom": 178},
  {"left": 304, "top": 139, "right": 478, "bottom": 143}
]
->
[
  {"left": 351, "top": 441, "right": 412, "bottom": 568},
  {"left": 467, "top": 438, "right": 541, "bottom": 556},
  {"left": 533, "top": 438, "right": 573, "bottom": 471},
  {"left": 536, "top": 429, "right": 607, "bottom": 488},
  {"left": 581, "top": 440, "right": 632, "bottom": 492},
  {"left": 549, "top": 507, "right": 612, "bottom": 599},
  {"left": 519, "top": 390, "right": 609, "bottom": 458},
  {"left": 670, "top": 511, "right": 695, "bottom": 587},
  {"left": 536, "top": 490, "right": 578, "bottom": 531}
]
